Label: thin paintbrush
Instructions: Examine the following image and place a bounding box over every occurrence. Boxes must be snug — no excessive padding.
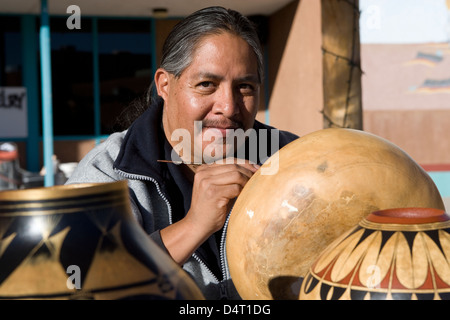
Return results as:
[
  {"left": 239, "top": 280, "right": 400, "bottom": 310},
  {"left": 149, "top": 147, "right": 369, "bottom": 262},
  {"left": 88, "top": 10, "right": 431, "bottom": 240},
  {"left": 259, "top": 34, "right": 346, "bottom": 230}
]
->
[{"left": 157, "top": 159, "right": 183, "bottom": 164}]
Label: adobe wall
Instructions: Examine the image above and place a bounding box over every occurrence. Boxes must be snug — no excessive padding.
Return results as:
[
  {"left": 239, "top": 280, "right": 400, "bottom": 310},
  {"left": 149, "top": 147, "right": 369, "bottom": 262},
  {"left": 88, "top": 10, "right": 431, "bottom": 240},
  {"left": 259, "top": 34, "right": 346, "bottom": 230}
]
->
[{"left": 259, "top": 0, "right": 323, "bottom": 137}]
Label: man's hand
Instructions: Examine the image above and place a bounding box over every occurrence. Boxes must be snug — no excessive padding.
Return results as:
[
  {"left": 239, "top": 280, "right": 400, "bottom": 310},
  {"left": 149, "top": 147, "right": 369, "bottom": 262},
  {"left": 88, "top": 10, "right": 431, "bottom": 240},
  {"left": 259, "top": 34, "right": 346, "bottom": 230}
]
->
[
  {"left": 160, "top": 159, "right": 259, "bottom": 265},
  {"left": 188, "top": 160, "right": 258, "bottom": 233}
]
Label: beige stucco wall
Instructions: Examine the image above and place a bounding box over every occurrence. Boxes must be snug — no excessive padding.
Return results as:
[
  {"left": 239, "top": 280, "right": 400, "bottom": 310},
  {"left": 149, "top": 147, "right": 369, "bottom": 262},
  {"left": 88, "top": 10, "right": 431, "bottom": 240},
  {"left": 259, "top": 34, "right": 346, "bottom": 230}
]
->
[
  {"left": 361, "top": 43, "right": 450, "bottom": 166},
  {"left": 363, "top": 109, "right": 450, "bottom": 166},
  {"left": 258, "top": 0, "right": 323, "bottom": 137}
]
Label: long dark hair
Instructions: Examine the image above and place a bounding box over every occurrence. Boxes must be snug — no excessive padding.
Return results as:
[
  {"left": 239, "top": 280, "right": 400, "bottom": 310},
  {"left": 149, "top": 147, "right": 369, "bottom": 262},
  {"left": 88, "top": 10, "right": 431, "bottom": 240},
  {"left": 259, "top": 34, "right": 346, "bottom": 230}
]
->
[{"left": 114, "top": 6, "right": 263, "bottom": 131}]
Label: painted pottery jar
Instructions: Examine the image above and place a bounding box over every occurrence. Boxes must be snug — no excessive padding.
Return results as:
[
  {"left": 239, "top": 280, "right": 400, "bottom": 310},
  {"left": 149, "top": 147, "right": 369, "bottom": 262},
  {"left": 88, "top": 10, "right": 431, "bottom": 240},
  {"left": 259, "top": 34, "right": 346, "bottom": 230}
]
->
[
  {"left": 299, "top": 207, "right": 450, "bottom": 300},
  {"left": 226, "top": 128, "right": 444, "bottom": 300},
  {"left": 0, "top": 181, "right": 204, "bottom": 300}
]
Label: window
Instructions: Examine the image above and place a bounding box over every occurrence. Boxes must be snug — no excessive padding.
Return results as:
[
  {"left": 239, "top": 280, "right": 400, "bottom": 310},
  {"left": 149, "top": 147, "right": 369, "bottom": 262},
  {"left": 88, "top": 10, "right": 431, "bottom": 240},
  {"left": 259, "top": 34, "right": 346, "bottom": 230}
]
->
[
  {"left": 44, "top": 17, "right": 153, "bottom": 136},
  {"left": 0, "top": 16, "right": 22, "bottom": 86},
  {"left": 49, "top": 17, "right": 94, "bottom": 136},
  {"left": 97, "top": 19, "right": 152, "bottom": 135}
]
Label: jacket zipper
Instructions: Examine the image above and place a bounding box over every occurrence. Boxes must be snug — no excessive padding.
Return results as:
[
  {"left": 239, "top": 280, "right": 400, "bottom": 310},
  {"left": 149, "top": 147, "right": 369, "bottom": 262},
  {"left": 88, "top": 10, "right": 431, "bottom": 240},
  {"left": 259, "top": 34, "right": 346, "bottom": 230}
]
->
[
  {"left": 115, "top": 168, "right": 173, "bottom": 224},
  {"left": 115, "top": 168, "right": 228, "bottom": 293},
  {"left": 220, "top": 213, "right": 232, "bottom": 281},
  {"left": 185, "top": 213, "right": 231, "bottom": 285}
]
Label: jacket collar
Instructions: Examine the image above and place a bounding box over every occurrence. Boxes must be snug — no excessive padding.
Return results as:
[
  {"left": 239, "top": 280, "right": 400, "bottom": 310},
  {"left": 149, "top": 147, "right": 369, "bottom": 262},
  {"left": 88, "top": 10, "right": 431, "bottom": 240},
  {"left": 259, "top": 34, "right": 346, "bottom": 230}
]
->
[{"left": 113, "top": 96, "right": 167, "bottom": 183}]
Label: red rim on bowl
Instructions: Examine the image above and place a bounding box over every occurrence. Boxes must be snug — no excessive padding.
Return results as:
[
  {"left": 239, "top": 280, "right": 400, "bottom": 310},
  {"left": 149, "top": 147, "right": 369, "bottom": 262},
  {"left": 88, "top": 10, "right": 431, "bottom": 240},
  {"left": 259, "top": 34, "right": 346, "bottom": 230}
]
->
[{"left": 365, "top": 207, "right": 449, "bottom": 225}]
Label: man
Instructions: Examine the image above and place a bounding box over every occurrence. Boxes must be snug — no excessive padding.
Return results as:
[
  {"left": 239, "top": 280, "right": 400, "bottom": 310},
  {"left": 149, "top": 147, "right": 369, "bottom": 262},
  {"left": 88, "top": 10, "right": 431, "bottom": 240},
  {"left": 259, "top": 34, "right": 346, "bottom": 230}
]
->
[{"left": 67, "top": 6, "right": 298, "bottom": 299}]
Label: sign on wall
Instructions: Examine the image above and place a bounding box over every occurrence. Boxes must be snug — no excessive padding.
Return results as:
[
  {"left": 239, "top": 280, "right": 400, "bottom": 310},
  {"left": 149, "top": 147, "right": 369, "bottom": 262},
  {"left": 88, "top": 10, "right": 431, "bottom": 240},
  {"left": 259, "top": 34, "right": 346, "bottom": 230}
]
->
[{"left": 0, "top": 87, "right": 28, "bottom": 138}]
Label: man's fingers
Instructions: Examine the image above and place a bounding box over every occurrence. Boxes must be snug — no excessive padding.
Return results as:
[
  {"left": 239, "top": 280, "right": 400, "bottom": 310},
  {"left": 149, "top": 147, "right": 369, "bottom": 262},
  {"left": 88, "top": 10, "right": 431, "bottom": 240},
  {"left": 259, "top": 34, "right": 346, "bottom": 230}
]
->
[
  {"left": 205, "top": 183, "right": 244, "bottom": 206},
  {"left": 218, "top": 157, "right": 260, "bottom": 172},
  {"left": 195, "top": 158, "right": 260, "bottom": 178},
  {"left": 198, "top": 170, "right": 251, "bottom": 190}
]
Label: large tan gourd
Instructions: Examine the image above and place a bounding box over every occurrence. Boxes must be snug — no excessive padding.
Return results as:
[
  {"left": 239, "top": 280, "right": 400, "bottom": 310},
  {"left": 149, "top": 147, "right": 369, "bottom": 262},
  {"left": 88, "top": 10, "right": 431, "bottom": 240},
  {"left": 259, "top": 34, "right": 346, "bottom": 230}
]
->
[{"left": 226, "top": 128, "right": 444, "bottom": 300}]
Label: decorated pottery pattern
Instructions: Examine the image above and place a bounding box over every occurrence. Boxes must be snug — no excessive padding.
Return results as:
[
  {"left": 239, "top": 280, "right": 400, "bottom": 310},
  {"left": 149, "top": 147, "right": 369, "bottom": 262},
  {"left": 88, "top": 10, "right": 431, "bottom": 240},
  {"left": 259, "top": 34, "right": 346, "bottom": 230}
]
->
[
  {"left": 299, "top": 207, "right": 450, "bottom": 300},
  {"left": 0, "top": 181, "right": 204, "bottom": 300}
]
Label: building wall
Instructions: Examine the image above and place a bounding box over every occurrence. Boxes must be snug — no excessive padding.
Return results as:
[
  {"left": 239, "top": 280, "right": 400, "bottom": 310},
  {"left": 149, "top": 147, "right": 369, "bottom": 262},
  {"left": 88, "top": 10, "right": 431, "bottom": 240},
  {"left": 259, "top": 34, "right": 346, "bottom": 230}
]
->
[
  {"left": 361, "top": 43, "right": 450, "bottom": 166},
  {"left": 259, "top": 0, "right": 323, "bottom": 137},
  {"left": 363, "top": 109, "right": 450, "bottom": 166},
  {"left": 154, "top": 19, "right": 181, "bottom": 67},
  {"left": 360, "top": 42, "right": 450, "bottom": 209}
]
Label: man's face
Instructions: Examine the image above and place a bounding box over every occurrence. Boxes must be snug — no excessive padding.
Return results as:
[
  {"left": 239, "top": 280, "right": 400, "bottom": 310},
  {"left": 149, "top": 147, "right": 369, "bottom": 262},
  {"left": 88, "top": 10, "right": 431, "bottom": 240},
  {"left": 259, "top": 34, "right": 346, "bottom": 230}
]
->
[{"left": 157, "top": 32, "right": 261, "bottom": 164}]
